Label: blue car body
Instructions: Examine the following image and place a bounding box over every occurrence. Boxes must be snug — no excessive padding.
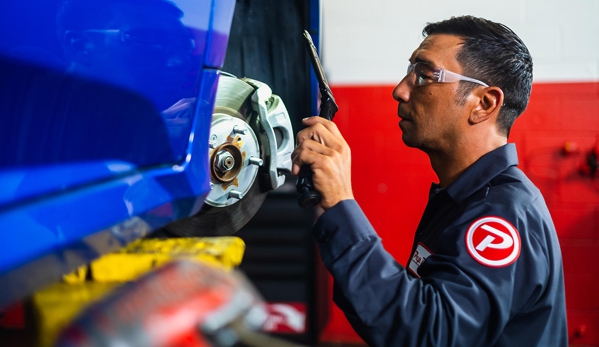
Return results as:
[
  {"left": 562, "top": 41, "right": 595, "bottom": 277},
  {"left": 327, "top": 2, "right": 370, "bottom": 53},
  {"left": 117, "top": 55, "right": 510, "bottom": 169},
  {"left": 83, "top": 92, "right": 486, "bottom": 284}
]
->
[
  {"left": 0, "top": 0, "right": 266, "bottom": 308},
  {"left": 0, "top": 0, "right": 321, "bottom": 308}
]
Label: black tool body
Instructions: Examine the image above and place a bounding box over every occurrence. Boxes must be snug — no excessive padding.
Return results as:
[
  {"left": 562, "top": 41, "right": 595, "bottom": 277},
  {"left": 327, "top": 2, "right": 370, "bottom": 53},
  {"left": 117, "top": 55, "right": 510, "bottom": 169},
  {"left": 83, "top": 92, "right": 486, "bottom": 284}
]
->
[{"left": 296, "top": 30, "right": 339, "bottom": 208}]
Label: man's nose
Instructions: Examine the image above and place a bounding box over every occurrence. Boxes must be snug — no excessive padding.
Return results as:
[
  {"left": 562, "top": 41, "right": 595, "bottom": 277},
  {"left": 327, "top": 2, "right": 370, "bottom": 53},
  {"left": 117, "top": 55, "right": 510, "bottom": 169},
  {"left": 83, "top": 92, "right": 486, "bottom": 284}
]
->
[{"left": 392, "top": 76, "right": 411, "bottom": 104}]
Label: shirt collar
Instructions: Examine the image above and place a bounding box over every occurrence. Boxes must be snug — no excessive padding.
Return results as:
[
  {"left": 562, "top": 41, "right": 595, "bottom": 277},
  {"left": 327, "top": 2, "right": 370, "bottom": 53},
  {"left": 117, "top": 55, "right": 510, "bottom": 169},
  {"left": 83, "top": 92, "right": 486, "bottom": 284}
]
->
[{"left": 430, "top": 143, "right": 519, "bottom": 203}]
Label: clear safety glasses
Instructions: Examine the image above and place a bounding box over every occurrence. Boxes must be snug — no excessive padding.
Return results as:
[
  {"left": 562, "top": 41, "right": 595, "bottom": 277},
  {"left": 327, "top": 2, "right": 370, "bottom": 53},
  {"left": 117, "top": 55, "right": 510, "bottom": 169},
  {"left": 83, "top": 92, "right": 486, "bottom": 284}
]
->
[{"left": 406, "top": 62, "right": 489, "bottom": 87}]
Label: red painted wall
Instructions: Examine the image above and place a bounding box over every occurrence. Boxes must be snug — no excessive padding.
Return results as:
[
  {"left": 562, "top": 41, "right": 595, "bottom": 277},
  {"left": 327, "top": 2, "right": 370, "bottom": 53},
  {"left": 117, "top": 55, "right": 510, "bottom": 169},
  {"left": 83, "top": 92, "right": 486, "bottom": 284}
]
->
[{"left": 319, "top": 82, "right": 599, "bottom": 345}]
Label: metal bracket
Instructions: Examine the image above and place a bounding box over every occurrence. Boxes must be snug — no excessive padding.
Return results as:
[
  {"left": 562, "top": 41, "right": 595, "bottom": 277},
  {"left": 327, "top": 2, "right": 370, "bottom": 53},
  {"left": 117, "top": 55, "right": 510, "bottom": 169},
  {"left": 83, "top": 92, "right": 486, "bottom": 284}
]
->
[{"left": 242, "top": 78, "right": 294, "bottom": 190}]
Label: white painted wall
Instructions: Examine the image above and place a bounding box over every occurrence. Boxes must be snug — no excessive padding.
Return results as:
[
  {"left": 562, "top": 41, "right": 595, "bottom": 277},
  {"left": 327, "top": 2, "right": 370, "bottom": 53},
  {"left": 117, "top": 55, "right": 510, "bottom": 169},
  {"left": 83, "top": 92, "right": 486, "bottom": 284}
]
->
[{"left": 321, "top": 0, "right": 599, "bottom": 84}]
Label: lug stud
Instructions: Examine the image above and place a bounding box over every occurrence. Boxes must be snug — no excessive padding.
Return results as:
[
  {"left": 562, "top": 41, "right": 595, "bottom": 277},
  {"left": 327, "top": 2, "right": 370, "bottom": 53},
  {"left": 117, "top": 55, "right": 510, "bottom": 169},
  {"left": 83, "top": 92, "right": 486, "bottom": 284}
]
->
[
  {"left": 232, "top": 125, "right": 247, "bottom": 135},
  {"left": 229, "top": 190, "right": 243, "bottom": 199},
  {"left": 249, "top": 157, "right": 263, "bottom": 166}
]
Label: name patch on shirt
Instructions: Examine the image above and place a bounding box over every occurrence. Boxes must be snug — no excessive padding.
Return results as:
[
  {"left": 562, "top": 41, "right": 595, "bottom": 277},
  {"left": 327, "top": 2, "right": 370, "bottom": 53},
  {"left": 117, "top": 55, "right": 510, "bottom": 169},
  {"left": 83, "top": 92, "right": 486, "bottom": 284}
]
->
[
  {"left": 465, "top": 216, "right": 521, "bottom": 268},
  {"left": 408, "top": 243, "right": 432, "bottom": 278}
]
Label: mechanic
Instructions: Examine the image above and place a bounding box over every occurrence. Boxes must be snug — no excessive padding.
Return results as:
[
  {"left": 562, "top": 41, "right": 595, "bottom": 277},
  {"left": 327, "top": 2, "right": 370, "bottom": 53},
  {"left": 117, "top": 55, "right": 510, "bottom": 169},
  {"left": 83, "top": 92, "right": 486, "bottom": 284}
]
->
[{"left": 291, "top": 16, "right": 567, "bottom": 346}]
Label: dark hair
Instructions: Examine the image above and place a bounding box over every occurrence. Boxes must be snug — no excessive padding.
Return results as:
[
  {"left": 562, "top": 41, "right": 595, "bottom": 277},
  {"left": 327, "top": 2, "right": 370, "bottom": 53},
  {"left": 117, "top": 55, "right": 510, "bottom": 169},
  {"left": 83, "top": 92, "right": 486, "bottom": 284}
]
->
[{"left": 423, "top": 16, "right": 533, "bottom": 137}]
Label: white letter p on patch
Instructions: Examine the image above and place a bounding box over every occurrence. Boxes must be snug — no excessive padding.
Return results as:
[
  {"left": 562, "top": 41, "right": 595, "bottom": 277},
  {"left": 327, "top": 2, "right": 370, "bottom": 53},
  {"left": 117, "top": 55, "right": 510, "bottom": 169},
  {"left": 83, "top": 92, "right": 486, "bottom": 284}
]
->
[
  {"left": 475, "top": 224, "right": 514, "bottom": 252},
  {"left": 465, "top": 216, "right": 521, "bottom": 267}
]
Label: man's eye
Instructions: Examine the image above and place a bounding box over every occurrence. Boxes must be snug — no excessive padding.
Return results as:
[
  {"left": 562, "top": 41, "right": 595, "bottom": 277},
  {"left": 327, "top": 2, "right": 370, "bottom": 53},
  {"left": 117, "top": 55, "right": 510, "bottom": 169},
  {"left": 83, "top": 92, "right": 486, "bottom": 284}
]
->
[{"left": 416, "top": 73, "right": 434, "bottom": 85}]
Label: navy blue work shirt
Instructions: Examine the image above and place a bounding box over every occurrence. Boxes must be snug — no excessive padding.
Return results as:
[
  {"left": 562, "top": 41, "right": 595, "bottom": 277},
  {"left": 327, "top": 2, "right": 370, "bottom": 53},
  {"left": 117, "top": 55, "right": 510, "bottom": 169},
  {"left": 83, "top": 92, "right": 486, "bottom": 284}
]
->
[{"left": 312, "top": 144, "right": 567, "bottom": 347}]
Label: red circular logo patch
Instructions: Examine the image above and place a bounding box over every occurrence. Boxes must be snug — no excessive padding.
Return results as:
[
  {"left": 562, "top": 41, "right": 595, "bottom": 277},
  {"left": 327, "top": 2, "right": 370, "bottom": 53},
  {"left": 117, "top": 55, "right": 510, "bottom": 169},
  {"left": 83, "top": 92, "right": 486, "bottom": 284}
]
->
[{"left": 465, "top": 216, "right": 521, "bottom": 267}]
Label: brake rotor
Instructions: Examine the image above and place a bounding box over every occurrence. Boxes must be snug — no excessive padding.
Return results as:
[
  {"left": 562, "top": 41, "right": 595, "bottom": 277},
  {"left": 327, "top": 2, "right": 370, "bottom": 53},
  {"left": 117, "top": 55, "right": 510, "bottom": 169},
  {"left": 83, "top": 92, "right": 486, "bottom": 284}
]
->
[{"left": 164, "top": 75, "right": 268, "bottom": 237}]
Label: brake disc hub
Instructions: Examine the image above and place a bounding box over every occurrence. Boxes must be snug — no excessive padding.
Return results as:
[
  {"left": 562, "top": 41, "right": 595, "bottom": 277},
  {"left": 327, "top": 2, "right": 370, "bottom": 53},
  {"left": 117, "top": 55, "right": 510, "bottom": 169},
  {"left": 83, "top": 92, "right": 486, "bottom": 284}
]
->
[
  {"left": 206, "top": 114, "right": 260, "bottom": 207},
  {"left": 164, "top": 74, "right": 294, "bottom": 236}
]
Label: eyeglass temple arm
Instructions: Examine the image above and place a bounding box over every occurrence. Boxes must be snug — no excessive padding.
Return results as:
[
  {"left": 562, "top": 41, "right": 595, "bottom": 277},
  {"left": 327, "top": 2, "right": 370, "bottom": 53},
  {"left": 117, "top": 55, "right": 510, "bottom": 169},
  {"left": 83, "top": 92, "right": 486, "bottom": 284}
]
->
[{"left": 442, "top": 69, "right": 488, "bottom": 87}]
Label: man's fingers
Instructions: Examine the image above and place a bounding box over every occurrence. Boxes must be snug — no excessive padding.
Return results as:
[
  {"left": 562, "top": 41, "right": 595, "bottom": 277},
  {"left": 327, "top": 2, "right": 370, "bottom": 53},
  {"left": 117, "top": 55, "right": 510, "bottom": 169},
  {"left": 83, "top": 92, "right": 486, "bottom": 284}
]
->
[
  {"left": 296, "top": 122, "right": 329, "bottom": 145},
  {"left": 301, "top": 116, "right": 342, "bottom": 137},
  {"left": 294, "top": 136, "right": 336, "bottom": 156},
  {"left": 296, "top": 121, "right": 346, "bottom": 153},
  {"left": 290, "top": 117, "right": 353, "bottom": 210},
  {"left": 292, "top": 138, "right": 336, "bottom": 168},
  {"left": 292, "top": 162, "right": 301, "bottom": 176}
]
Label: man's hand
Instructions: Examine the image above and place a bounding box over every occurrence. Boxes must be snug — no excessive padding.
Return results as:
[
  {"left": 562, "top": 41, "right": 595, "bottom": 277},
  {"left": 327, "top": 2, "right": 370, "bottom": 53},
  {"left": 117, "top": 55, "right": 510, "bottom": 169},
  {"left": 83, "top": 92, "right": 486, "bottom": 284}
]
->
[{"left": 291, "top": 117, "right": 354, "bottom": 210}]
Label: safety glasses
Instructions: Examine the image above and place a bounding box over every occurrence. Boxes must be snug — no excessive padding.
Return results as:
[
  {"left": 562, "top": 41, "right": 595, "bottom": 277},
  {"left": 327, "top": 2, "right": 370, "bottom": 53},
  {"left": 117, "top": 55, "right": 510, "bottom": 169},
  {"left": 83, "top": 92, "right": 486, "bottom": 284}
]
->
[{"left": 406, "top": 62, "right": 488, "bottom": 87}]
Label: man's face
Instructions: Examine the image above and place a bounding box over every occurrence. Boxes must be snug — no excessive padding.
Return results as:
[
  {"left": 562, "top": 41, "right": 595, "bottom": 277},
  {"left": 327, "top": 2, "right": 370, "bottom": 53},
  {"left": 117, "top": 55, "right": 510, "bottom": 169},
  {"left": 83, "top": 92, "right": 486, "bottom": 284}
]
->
[{"left": 392, "top": 34, "right": 474, "bottom": 153}]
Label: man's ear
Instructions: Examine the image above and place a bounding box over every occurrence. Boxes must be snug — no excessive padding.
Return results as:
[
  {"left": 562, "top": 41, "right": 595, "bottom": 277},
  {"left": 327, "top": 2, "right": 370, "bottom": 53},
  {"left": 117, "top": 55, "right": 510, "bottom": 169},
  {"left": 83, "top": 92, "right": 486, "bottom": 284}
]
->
[{"left": 469, "top": 86, "right": 504, "bottom": 125}]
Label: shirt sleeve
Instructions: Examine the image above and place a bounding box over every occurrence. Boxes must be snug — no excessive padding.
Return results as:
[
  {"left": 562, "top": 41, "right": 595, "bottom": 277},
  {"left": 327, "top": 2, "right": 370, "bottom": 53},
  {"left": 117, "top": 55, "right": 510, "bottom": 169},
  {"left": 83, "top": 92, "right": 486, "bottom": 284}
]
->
[{"left": 312, "top": 199, "right": 542, "bottom": 347}]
